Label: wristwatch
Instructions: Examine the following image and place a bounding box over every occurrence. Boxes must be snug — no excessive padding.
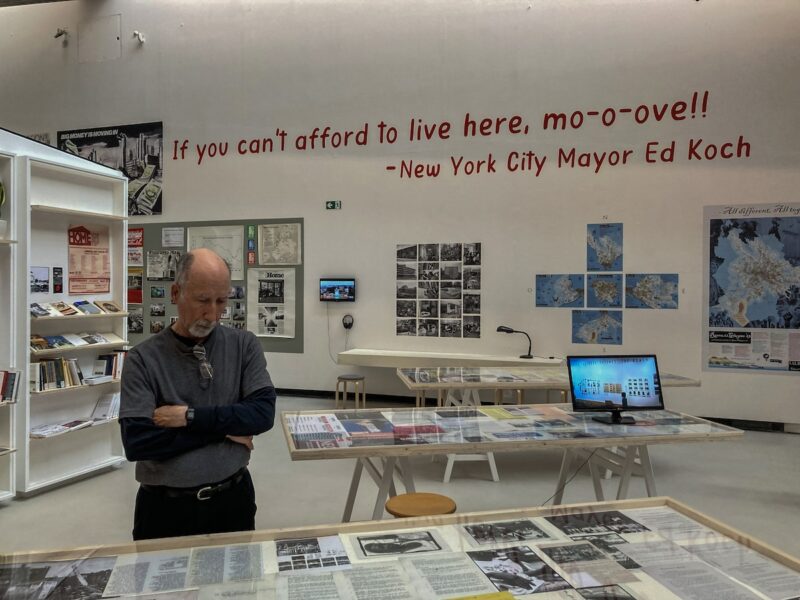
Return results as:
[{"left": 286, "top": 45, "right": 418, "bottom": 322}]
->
[{"left": 185, "top": 407, "right": 195, "bottom": 426}]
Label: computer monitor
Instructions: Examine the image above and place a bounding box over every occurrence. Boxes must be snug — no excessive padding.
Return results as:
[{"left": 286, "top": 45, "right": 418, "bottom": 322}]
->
[
  {"left": 320, "top": 278, "right": 356, "bottom": 302},
  {"left": 567, "top": 355, "right": 664, "bottom": 424}
]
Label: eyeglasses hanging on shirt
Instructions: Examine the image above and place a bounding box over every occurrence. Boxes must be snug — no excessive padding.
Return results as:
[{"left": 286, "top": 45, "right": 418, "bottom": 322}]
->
[{"left": 192, "top": 344, "right": 214, "bottom": 387}]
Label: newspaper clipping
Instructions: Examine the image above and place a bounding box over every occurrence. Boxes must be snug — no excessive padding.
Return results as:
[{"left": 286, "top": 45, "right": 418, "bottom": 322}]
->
[{"left": 247, "top": 268, "right": 296, "bottom": 337}]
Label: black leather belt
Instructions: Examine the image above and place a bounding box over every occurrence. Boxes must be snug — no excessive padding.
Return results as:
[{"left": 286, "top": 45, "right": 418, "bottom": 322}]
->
[{"left": 141, "top": 467, "right": 247, "bottom": 501}]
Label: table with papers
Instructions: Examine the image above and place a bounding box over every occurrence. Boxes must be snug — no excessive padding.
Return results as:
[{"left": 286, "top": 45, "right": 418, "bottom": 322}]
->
[
  {"left": 282, "top": 405, "right": 741, "bottom": 522},
  {"left": 2, "top": 497, "right": 797, "bottom": 599},
  {"left": 396, "top": 365, "right": 701, "bottom": 407}
]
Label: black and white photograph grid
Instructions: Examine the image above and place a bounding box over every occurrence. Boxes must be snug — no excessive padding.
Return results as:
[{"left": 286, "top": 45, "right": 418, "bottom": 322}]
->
[{"left": 395, "top": 242, "right": 481, "bottom": 337}]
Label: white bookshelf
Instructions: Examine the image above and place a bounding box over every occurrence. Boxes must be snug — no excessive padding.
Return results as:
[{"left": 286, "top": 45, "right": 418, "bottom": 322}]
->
[
  {"left": 0, "top": 130, "right": 129, "bottom": 496},
  {"left": 0, "top": 150, "right": 17, "bottom": 501}
]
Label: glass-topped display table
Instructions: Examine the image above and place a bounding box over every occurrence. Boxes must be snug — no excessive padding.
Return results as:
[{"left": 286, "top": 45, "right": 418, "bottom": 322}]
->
[
  {"left": 2, "top": 497, "right": 797, "bottom": 599},
  {"left": 282, "top": 405, "right": 741, "bottom": 521}
]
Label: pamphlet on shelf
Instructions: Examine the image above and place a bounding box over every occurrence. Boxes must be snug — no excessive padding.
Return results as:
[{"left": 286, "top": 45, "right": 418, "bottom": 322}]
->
[
  {"left": 73, "top": 299, "right": 103, "bottom": 315},
  {"left": 42, "top": 335, "right": 74, "bottom": 349},
  {"left": 50, "top": 300, "right": 79, "bottom": 316},
  {"left": 85, "top": 374, "right": 113, "bottom": 385},
  {"left": 30, "top": 302, "right": 60, "bottom": 317},
  {"left": 79, "top": 332, "right": 110, "bottom": 345},
  {"left": 29, "top": 335, "right": 50, "bottom": 351},
  {"left": 30, "top": 419, "right": 93, "bottom": 438},
  {"left": 60, "top": 333, "right": 89, "bottom": 347},
  {"left": 91, "top": 392, "right": 119, "bottom": 420},
  {"left": 93, "top": 299, "right": 123, "bottom": 314}
]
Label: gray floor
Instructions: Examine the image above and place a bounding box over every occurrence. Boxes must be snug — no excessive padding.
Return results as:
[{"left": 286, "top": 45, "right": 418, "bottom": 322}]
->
[{"left": 2, "top": 396, "right": 800, "bottom": 557}]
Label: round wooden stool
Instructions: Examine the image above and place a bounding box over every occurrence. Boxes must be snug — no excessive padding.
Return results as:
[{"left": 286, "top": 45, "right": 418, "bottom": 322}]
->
[
  {"left": 385, "top": 492, "right": 457, "bottom": 518},
  {"left": 335, "top": 374, "right": 366, "bottom": 409}
]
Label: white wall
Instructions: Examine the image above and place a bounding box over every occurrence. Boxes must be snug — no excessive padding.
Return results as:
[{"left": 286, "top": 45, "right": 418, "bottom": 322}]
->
[{"left": 1, "top": 0, "right": 798, "bottom": 422}]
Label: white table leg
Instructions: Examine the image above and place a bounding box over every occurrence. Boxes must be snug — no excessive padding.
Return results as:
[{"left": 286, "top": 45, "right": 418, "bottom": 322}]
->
[
  {"left": 588, "top": 456, "right": 605, "bottom": 501},
  {"left": 443, "top": 454, "right": 456, "bottom": 483},
  {"left": 487, "top": 452, "right": 500, "bottom": 482},
  {"left": 397, "top": 456, "right": 416, "bottom": 493},
  {"left": 342, "top": 458, "right": 364, "bottom": 522},
  {"left": 616, "top": 446, "right": 638, "bottom": 500},
  {"left": 372, "top": 457, "right": 398, "bottom": 520},
  {"left": 553, "top": 449, "right": 573, "bottom": 505},
  {"left": 638, "top": 445, "right": 657, "bottom": 496}
]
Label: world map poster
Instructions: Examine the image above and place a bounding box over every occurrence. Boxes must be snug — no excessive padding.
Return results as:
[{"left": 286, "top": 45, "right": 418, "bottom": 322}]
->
[{"left": 703, "top": 203, "right": 800, "bottom": 373}]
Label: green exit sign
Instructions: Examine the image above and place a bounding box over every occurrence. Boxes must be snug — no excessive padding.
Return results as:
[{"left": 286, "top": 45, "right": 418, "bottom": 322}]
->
[{"left": 325, "top": 200, "right": 342, "bottom": 210}]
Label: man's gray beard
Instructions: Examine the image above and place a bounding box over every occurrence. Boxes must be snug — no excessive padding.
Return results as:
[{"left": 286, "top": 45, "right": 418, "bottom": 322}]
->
[{"left": 188, "top": 320, "right": 215, "bottom": 338}]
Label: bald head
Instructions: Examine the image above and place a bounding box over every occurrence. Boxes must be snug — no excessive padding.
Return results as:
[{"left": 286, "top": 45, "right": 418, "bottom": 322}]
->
[
  {"left": 175, "top": 249, "right": 231, "bottom": 288},
  {"left": 171, "top": 249, "right": 232, "bottom": 341}
]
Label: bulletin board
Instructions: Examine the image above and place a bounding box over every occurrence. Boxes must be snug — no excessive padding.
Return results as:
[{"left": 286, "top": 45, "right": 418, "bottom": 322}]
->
[{"left": 126, "top": 218, "right": 304, "bottom": 354}]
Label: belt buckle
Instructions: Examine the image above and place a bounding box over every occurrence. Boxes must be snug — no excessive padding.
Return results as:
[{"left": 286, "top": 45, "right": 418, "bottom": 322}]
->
[{"left": 196, "top": 485, "right": 214, "bottom": 501}]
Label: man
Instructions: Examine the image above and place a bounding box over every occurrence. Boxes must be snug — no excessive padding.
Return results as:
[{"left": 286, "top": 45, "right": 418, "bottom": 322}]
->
[{"left": 120, "top": 248, "right": 276, "bottom": 540}]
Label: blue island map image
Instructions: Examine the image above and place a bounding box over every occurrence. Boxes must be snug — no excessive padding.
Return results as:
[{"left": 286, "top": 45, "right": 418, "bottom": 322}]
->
[
  {"left": 572, "top": 310, "right": 623, "bottom": 345},
  {"left": 587, "top": 223, "right": 623, "bottom": 272},
  {"left": 626, "top": 274, "right": 680, "bottom": 309},
  {"left": 709, "top": 216, "right": 800, "bottom": 329},
  {"left": 536, "top": 274, "right": 584, "bottom": 307},
  {"left": 587, "top": 274, "right": 623, "bottom": 308}
]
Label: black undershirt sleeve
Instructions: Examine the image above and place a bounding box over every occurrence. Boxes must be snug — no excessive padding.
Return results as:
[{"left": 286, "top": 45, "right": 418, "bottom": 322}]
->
[
  {"left": 120, "top": 418, "right": 226, "bottom": 462},
  {"left": 188, "top": 386, "right": 277, "bottom": 436}
]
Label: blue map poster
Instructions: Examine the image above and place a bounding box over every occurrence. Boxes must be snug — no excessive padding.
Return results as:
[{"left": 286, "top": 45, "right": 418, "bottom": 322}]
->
[
  {"left": 625, "top": 274, "right": 680, "bottom": 309},
  {"left": 587, "top": 274, "right": 623, "bottom": 308},
  {"left": 572, "top": 310, "right": 623, "bottom": 345},
  {"left": 535, "top": 274, "right": 584, "bottom": 307},
  {"left": 703, "top": 203, "right": 800, "bottom": 373},
  {"left": 587, "top": 223, "right": 623, "bottom": 271}
]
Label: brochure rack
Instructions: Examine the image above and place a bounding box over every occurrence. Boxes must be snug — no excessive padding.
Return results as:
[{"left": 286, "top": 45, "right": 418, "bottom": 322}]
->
[{"left": 0, "top": 128, "right": 129, "bottom": 495}]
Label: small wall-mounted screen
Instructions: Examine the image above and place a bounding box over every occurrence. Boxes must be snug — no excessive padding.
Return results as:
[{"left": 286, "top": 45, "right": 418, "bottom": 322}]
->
[{"left": 320, "top": 278, "right": 356, "bottom": 302}]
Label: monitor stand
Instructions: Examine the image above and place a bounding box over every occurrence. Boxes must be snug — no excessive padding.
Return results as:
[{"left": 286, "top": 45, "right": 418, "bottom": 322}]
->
[{"left": 592, "top": 412, "right": 635, "bottom": 425}]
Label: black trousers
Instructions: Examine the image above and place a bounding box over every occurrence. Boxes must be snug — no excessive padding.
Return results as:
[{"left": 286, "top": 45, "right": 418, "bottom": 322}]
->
[{"left": 133, "top": 469, "right": 257, "bottom": 540}]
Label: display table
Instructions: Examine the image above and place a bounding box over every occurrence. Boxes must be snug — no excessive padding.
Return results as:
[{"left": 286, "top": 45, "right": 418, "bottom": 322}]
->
[
  {"left": 3, "top": 497, "right": 797, "bottom": 599},
  {"left": 281, "top": 405, "right": 741, "bottom": 521},
  {"left": 337, "top": 348, "right": 564, "bottom": 368},
  {"left": 397, "top": 366, "right": 700, "bottom": 407}
]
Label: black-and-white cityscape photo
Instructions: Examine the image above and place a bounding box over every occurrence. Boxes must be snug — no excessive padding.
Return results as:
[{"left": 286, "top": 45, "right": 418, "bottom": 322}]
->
[{"left": 58, "top": 121, "right": 164, "bottom": 216}]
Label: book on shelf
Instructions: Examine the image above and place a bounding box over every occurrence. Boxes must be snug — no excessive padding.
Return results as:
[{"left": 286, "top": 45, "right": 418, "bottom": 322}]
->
[
  {"left": 95, "top": 349, "right": 127, "bottom": 379},
  {"left": 91, "top": 392, "right": 120, "bottom": 421},
  {"left": 65, "top": 357, "right": 84, "bottom": 386},
  {"left": 30, "top": 358, "right": 85, "bottom": 391},
  {"left": 30, "top": 302, "right": 61, "bottom": 318},
  {"left": 93, "top": 299, "right": 123, "bottom": 314},
  {"left": 73, "top": 300, "right": 104, "bottom": 315},
  {"left": 1, "top": 369, "right": 21, "bottom": 402},
  {"left": 50, "top": 301, "right": 79, "bottom": 317},
  {"left": 30, "top": 419, "right": 93, "bottom": 439}
]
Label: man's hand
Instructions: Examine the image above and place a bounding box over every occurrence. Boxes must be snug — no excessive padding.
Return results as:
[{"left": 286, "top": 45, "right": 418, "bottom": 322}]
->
[
  {"left": 226, "top": 435, "right": 254, "bottom": 450},
  {"left": 153, "top": 405, "right": 188, "bottom": 428}
]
